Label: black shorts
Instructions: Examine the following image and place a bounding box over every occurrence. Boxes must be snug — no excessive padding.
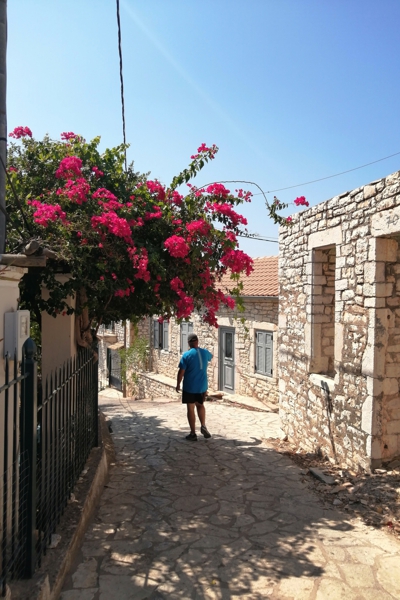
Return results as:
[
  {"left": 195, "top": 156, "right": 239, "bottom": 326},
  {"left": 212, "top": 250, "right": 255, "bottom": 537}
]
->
[{"left": 182, "top": 391, "right": 205, "bottom": 404}]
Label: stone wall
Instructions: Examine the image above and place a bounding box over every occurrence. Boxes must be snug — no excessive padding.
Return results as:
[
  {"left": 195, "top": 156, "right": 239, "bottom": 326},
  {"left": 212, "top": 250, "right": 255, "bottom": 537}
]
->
[
  {"left": 279, "top": 170, "right": 400, "bottom": 470},
  {"left": 139, "top": 298, "right": 279, "bottom": 407}
]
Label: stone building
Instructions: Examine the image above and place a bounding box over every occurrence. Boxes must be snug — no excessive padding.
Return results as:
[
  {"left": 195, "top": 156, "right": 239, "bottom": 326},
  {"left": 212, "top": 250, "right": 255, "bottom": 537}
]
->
[
  {"left": 279, "top": 169, "right": 400, "bottom": 471},
  {"left": 138, "top": 256, "right": 279, "bottom": 408},
  {"left": 98, "top": 321, "right": 131, "bottom": 390}
]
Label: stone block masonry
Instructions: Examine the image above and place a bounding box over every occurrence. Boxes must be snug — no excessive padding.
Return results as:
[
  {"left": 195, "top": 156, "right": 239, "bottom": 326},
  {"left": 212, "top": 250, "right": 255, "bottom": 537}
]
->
[{"left": 279, "top": 171, "right": 400, "bottom": 471}]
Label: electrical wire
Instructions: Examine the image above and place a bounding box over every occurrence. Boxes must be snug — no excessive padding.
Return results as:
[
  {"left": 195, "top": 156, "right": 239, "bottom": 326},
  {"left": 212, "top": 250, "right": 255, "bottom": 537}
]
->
[
  {"left": 237, "top": 232, "right": 278, "bottom": 243},
  {"left": 261, "top": 150, "right": 400, "bottom": 195},
  {"left": 116, "top": 0, "right": 127, "bottom": 171},
  {"left": 199, "top": 151, "right": 400, "bottom": 201}
]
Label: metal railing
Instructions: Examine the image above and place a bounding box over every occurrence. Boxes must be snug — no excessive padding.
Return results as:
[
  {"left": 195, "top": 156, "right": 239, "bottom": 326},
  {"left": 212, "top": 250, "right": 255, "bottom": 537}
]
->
[
  {"left": 0, "top": 352, "right": 30, "bottom": 595},
  {"left": 0, "top": 338, "right": 99, "bottom": 593}
]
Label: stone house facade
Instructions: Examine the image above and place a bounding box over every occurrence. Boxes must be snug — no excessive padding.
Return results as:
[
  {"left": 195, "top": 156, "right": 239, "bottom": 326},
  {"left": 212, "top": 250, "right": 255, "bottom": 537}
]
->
[
  {"left": 98, "top": 321, "right": 132, "bottom": 390},
  {"left": 279, "top": 169, "right": 400, "bottom": 471},
  {"left": 137, "top": 257, "right": 279, "bottom": 408}
]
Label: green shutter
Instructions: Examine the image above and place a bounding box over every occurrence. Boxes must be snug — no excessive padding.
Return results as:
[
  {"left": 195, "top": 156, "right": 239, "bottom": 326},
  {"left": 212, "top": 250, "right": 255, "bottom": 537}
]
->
[
  {"left": 154, "top": 320, "right": 159, "bottom": 349},
  {"left": 256, "top": 332, "right": 265, "bottom": 374},
  {"left": 265, "top": 333, "right": 273, "bottom": 376},
  {"left": 163, "top": 321, "right": 169, "bottom": 350},
  {"left": 255, "top": 331, "right": 273, "bottom": 376}
]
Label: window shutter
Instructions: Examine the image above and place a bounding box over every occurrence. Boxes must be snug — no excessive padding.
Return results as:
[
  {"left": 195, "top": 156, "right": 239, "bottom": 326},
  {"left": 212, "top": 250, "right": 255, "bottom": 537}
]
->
[
  {"left": 154, "top": 320, "right": 159, "bottom": 349},
  {"left": 163, "top": 321, "right": 169, "bottom": 350},
  {"left": 180, "top": 322, "right": 193, "bottom": 352},
  {"left": 180, "top": 323, "right": 186, "bottom": 353},
  {"left": 256, "top": 332, "right": 265, "bottom": 374},
  {"left": 265, "top": 333, "right": 273, "bottom": 376}
]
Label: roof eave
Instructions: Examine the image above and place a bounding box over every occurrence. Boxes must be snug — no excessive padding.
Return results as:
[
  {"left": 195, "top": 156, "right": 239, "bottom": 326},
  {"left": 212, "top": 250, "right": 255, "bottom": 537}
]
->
[{"left": 239, "top": 295, "right": 279, "bottom": 300}]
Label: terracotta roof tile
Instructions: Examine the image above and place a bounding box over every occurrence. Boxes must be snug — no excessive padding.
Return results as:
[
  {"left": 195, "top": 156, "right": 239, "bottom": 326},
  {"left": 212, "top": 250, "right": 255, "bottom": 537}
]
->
[{"left": 220, "top": 256, "right": 279, "bottom": 297}]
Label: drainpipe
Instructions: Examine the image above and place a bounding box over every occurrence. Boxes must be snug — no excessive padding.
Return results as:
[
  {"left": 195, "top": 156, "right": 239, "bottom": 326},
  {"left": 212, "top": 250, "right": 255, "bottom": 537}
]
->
[{"left": 0, "top": 1, "right": 7, "bottom": 254}]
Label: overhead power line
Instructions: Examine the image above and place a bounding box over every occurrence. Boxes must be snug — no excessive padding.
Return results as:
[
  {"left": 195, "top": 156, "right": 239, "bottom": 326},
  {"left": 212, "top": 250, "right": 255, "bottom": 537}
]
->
[
  {"left": 237, "top": 232, "right": 278, "bottom": 243},
  {"left": 261, "top": 150, "right": 400, "bottom": 195},
  {"left": 116, "top": 0, "right": 127, "bottom": 171},
  {"left": 199, "top": 150, "right": 400, "bottom": 203}
]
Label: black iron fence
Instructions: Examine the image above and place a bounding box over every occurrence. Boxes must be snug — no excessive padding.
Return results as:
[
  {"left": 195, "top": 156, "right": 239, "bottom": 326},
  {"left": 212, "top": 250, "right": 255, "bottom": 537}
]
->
[
  {"left": 0, "top": 352, "right": 30, "bottom": 595},
  {"left": 0, "top": 339, "right": 98, "bottom": 594}
]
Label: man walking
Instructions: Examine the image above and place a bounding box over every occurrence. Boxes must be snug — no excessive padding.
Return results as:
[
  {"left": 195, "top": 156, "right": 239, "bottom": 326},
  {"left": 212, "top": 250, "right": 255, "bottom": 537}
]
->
[{"left": 176, "top": 333, "right": 213, "bottom": 441}]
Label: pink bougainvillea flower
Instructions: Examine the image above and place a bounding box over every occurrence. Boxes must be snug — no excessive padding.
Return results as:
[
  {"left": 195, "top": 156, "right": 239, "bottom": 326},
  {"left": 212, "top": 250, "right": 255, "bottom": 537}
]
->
[
  {"left": 92, "top": 188, "right": 118, "bottom": 202},
  {"left": 146, "top": 180, "right": 166, "bottom": 202},
  {"left": 207, "top": 202, "right": 247, "bottom": 227},
  {"left": 206, "top": 183, "right": 230, "bottom": 198},
  {"left": 286, "top": 216, "right": 292, "bottom": 223},
  {"left": 186, "top": 219, "right": 211, "bottom": 237},
  {"left": 203, "top": 310, "right": 219, "bottom": 328},
  {"left": 27, "top": 199, "right": 67, "bottom": 227},
  {"left": 170, "top": 277, "right": 185, "bottom": 292},
  {"left": 57, "top": 177, "right": 90, "bottom": 204},
  {"left": 170, "top": 190, "right": 183, "bottom": 206},
  {"left": 293, "top": 196, "right": 309, "bottom": 207},
  {"left": 191, "top": 143, "right": 218, "bottom": 160},
  {"left": 92, "top": 166, "right": 104, "bottom": 178},
  {"left": 9, "top": 126, "right": 32, "bottom": 139},
  {"left": 129, "top": 248, "right": 150, "bottom": 282},
  {"left": 164, "top": 235, "right": 190, "bottom": 258},
  {"left": 235, "top": 188, "right": 252, "bottom": 202},
  {"left": 55, "top": 156, "right": 83, "bottom": 179},
  {"left": 224, "top": 230, "right": 237, "bottom": 243},
  {"left": 8, "top": 166, "right": 18, "bottom": 172},
  {"left": 144, "top": 206, "right": 163, "bottom": 220},
  {"left": 91, "top": 211, "right": 132, "bottom": 243},
  {"left": 220, "top": 249, "right": 253, "bottom": 276},
  {"left": 176, "top": 295, "right": 195, "bottom": 319},
  {"left": 61, "top": 132, "right": 79, "bottom": 141}
]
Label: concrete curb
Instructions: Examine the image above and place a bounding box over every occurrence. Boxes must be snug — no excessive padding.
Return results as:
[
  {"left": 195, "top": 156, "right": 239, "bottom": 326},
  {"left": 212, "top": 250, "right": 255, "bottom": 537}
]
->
[{"left": 10, "top": 413, "right": 114, "bottom": 600}]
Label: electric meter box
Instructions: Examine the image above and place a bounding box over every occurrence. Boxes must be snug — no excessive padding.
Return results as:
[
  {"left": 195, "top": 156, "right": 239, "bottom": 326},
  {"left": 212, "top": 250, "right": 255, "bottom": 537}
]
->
[{"left": 4, "top": 310, "right": 30, "bottom": 361}]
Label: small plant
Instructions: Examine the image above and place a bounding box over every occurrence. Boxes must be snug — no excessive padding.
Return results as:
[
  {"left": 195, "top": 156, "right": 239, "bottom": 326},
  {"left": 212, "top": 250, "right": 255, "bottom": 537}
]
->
[{"left": 119, "top": 330, "right": 149, "bottom": 396}]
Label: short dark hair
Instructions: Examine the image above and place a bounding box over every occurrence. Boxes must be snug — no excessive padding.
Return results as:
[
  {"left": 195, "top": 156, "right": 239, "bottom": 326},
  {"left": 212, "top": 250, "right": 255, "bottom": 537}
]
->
[{"left": 188, "top": 333, "right": 198, "bottom": 344}]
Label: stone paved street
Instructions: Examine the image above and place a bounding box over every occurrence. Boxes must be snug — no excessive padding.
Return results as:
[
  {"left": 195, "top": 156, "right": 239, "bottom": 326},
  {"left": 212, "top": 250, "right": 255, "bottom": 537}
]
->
[{"left": 61, "top": 390, "right": 400, "bottom": 599}]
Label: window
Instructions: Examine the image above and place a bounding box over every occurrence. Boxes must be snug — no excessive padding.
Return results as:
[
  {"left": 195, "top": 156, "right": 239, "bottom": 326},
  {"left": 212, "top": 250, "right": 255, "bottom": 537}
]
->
[
  {"left": 180, "top": 322, "right": 193, "bottom": 352},
  {"left": 310, "top": 245, "right": 336, "bottom": 377},
  {"left": 255, "top": 331, "right": 273, "bottom": 376},
  {"left": 154, "top": 320, "right": 169, "bottom": 350}
]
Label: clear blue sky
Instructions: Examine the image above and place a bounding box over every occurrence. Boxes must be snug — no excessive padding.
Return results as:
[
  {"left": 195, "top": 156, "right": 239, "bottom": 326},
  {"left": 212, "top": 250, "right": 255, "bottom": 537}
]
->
[{"left": 8, "top": 1, "right": 400, "bottom": 256}]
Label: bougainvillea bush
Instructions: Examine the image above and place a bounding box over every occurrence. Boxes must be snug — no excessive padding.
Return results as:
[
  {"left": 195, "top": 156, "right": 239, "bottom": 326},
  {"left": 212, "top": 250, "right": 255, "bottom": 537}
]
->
[{"left": 6, "top": 128, "right": 263, "bottom": 338}]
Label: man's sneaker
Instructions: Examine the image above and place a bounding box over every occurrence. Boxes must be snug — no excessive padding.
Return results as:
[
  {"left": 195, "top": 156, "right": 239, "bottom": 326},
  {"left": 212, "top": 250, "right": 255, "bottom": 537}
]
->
[
  {"left": 186, "top": 433, "right": 197, "bottom": 441},
  {"left": 201, "top": 425, "right": 211, "bottom": 439}
]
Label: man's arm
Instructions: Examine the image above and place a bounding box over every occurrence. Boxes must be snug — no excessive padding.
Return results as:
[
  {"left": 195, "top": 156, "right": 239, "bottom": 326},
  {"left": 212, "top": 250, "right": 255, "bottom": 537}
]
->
[{"left": 176, "top": 368, "right": 185, "bottom": 393}]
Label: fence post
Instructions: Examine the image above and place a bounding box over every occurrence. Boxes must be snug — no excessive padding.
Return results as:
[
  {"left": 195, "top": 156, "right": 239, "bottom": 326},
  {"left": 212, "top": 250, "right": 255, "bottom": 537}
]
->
[
  {"left": 93, "top": 343, "right": 99, "bottom": 447},
  {"left": 21, "top": 337, "right": 38, "bottom": 578}
]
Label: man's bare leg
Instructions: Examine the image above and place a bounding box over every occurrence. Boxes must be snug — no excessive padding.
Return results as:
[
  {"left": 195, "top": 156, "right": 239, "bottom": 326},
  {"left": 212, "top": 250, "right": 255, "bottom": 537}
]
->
[
  {"left": 195, "top": 402, "right": 206, "bottom": 427},
  {"left": 187, "top": 403, "right": 196, "bottom": 433}
]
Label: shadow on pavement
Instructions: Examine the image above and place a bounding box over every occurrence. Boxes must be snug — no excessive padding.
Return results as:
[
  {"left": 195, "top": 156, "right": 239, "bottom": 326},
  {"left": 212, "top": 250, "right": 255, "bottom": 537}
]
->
[{"left": 84, "top": 399, "right": 357, "bottom": 599}]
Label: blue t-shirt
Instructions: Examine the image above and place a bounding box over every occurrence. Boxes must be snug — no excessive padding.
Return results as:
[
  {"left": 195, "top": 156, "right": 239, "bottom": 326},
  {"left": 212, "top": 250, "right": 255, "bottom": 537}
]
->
[{"left": 179, "top": 347, "right": 213, "bottom": 394}]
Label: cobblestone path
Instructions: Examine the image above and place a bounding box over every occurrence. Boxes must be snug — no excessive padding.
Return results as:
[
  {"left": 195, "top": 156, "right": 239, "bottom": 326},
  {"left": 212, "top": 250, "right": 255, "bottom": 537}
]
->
[{"left": 61, "top": 391, "right": 400, "bottom": 599}]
